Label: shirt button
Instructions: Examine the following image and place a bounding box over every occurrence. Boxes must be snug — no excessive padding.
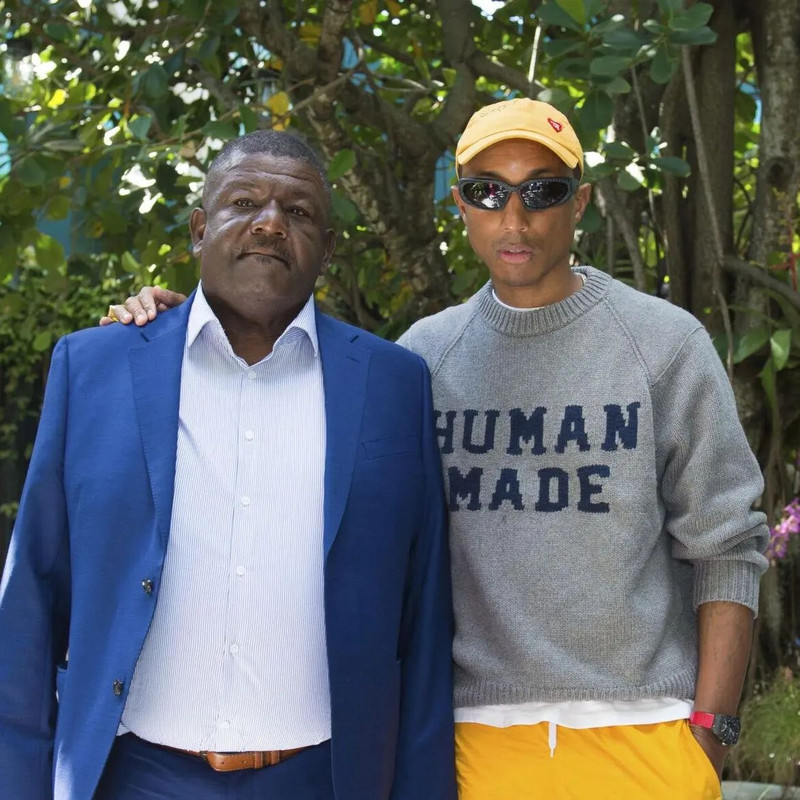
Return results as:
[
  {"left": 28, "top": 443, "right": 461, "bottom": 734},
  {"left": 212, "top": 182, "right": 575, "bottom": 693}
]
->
[
  {"left": 245, "top": 430, "right": 254, "bottom": 441},
  {"left": 219, "top": 720, "right": 231, "bottom": 729},
  {"left": 230, "top": 643, "right": 239, "bottom": 654},
  {"left": 247, "top": 372, "right": 256, "bottom": 381},
  {"left": 236, "top": 565, "right": 246, "bottom": 577},
  {"left": 241, "top": 496, "right": 250, "bottom": 507}
]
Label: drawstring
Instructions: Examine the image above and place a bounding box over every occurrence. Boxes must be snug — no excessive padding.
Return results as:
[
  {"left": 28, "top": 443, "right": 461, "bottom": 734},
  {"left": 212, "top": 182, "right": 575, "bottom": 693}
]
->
[{"left": 548, "top": 721, "right": 557, "bottom": 757}]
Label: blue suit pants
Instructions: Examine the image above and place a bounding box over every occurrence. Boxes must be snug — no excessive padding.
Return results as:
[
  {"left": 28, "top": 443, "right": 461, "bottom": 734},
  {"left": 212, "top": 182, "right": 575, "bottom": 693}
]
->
[{"left": 94, "top": 734, "right": 335, "bottom": 799}]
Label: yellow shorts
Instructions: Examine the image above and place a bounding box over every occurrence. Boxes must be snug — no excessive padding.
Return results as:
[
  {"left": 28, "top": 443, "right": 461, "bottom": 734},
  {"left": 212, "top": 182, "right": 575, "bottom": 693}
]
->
[{"left": 455, "top": 719, "right": 722, "bottom": 800}]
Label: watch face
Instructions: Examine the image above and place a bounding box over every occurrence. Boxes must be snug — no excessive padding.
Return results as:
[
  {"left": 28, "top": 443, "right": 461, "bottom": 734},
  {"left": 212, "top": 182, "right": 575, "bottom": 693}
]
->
[{"left": 712, "top": 715, "right": 741, "bottom": 746}]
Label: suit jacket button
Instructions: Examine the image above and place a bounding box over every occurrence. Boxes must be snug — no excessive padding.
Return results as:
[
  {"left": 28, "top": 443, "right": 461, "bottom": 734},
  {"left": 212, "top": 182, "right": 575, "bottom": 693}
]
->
[
  {"left": 142, "top": 578, "right": 154, "bottom": 595},
  {"left": 112, "top": 679, "right": 124, "bottom": 696}
]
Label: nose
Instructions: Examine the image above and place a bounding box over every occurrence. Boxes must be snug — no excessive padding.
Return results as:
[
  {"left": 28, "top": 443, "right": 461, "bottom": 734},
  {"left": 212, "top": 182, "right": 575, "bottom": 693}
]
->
[
  {"left": 251, "top": 201, "right": 287, "bottom": 238},
  {"left": 500, "top": 192, "right": 529, "bottom": 232}
]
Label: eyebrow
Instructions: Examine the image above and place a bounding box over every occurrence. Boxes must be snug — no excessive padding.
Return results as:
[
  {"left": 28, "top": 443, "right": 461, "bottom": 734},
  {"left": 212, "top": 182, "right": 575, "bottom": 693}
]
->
[{"left": 469, "top": 167, "right": 562, "bottom": 181}]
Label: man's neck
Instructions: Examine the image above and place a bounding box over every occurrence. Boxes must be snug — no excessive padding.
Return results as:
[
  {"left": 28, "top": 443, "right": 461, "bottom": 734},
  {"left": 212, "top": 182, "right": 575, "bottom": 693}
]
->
[
  {"left": 205, "top": 297, "right": 305, "bottom": 366},
  {"left": 493, "top": 267, "right": 584, "bottom": 310}
]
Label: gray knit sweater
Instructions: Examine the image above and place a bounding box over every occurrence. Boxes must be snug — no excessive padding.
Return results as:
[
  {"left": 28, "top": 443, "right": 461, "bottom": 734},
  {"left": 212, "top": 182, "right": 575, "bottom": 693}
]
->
[{"left": 398, "top": 267, "right": 769, "bottom": 707}]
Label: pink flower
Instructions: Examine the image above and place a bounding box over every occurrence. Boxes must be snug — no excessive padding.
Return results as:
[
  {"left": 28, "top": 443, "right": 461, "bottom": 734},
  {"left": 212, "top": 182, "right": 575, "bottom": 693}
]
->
[{"left": 766, "top": 499, "right": 800, "bottom": 562}]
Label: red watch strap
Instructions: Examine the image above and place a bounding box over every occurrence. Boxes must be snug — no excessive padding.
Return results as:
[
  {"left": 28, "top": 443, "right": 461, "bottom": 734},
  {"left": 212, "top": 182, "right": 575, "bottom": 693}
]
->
[{"left": 689, "top": 711, "right": 716, "bottom": 728}]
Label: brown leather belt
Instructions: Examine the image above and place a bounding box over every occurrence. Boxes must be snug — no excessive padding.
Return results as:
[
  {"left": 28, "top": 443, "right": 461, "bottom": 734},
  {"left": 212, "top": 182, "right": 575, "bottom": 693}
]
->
[{"left": 152, "top": 740, "right": 310, "bottom": 772}]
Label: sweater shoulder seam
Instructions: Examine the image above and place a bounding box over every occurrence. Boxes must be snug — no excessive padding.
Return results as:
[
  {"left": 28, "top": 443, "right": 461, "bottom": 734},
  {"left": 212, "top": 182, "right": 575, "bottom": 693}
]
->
[
  {"left": 429, "top": 305, "right": 481, "bottom": 378},
  {"left": 652, "top": 325, "right": 705, "bottom": 387},
  {"left": 602, "top": 296, "right": 654, "bottom": 387}
]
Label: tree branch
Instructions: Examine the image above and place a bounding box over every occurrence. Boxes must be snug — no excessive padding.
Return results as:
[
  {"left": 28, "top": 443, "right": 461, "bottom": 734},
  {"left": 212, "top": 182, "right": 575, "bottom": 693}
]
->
[
  {"left": 681, "top": 44, "right": 735, "bottom": 379},
  {"left": 723, "top": 257, "right": 800, "bottom": 311},
  {"left": 595, "top": 178, "right": 648, "bottom": 291}
]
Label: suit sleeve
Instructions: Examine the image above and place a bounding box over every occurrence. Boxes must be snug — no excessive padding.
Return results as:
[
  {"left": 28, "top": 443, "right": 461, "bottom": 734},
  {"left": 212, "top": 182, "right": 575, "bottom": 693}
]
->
[
  {"left": 390, "top": 357, "right": 457, "bottom": 800},
  {"left": 0, "top": 337, "right": 72, "bottom": 799}
]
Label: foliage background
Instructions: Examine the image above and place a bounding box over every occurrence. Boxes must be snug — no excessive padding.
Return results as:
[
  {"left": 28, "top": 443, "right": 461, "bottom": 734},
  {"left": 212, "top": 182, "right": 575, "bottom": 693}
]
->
[{"left": 1, "top": 0, "right": 798, "bottom": 784}]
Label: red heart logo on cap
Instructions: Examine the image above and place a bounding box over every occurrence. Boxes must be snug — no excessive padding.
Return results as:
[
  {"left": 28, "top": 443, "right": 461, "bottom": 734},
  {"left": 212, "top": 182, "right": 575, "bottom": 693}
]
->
[{"left": 548, "top": 118, "right": 563, "bottom": 132}]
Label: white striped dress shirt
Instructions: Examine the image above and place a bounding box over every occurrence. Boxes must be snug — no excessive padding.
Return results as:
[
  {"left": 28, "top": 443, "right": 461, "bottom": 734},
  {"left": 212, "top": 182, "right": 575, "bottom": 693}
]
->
[{"left": 121, "top": 285, "right": 331, "bottom": 750}]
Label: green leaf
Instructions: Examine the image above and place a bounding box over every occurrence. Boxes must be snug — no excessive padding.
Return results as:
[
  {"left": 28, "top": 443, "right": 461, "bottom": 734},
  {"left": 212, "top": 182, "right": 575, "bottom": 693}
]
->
[
  {"left": 578, "top": 91, "right": 614, "bottom": 132},
  {"left": 602, "top": 28, "right": 650, "bottom": 51},
  {"left": 670, "top": 28, "right": 717, "bottom": 45},
  {"left": 32, "top": 331, "right": 53, "bottom": 352},
  {"left": 542, "top": 38, "right": 585, "bottom": 58},
  {"left": 45, "top": 195, "right": 71, "bottom": 221},
  {"left": 34, "top": 236, "right": 65, "bottom": 270},
  {"left": 643, "top": 19, "right": 665, "bottom": 35},
  {"left": 451, "top": 267, "right": 479, "bottom": 296},
  {"left": 733, "top": 327, "right": 771, "bottom": 363},
  {"left": 651, "top": 156, "right": 691, "bottom": 177},
  {"left": 596, "top": 76, "right": 632, "bottom": 94},
  {"left": 617, "top": 164, "right": 645, "bottom": 191},
  {"left": 554, "top": 57, "right": 592, "bottom": 80},
  {"left": 650, "top": 44, "right": 676, "bottom": 84},
  {"left": 16, "top": 157, "right": 47, "bottom": 187},
  {"left": 604, "top": 141, "right": 637, "bottom": 161},
  {"left": 735, "top": 90, "right": 757, "bottom": 123},
  {"left": 657, "top": 0, "right": 683, "bottom": 14},
  {"left": 328, "top": 149, "right": 356, "bottom": 182},
  {"left": 198, "top": 35, "right": 221, "bottom": 64},
  {"left": 330, "top": 191, "right": 358, "bottom": 224},
  {"left": 584, "top": 0, "right": 606, "bottom": 15},
  {"left": 238, "top": 104, "right": 259, "bottom": 132},
  {"left": 590, "top": 55, "right": 631, "bottom": 77},
  {"left": 203, "top": 120, "right": 238, "bottom": 139},
  {"left": 770, "top": 329, "right": 792, "bottom": 371},
  {"left": 535, "top": 1, "right": 584, "bottom": 32},
  {"left": 671, "top": 3, "right": 714, "bottom": 30},
  {"left": 577, "top": 201, "right": 602, "bottom": 234},
  {"left": 536, "top": 89, "right": 574, "bottom": 114},
  {"left": 555, "top": 0, "right": 586, "bottom": 25},
  {"left": 142, "top": 65, "right": 168, "bottom": 99},
  {"left": 128, "top": 114, "right": 152, "bottom": 141},
  {"left": 535, "top": 88, "right": 573, "bottom": 113},
  {"left": 43, "top": 22, "right": 70, "bottom": 41},
  {"left": 122, "top": 251, "right": 140, "bottom": 273}
]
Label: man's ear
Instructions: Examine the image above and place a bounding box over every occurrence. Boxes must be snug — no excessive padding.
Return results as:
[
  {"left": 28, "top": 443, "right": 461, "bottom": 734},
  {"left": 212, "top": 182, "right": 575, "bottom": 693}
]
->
[
  {"left": 189, "top": 207, "right": 206, "bottom": 256},
  {"left": 451, "top": 185, "right": 467, "bottom": 221},
  {"left": 573, "top": 183, "right": 592, "bottom": 224}
]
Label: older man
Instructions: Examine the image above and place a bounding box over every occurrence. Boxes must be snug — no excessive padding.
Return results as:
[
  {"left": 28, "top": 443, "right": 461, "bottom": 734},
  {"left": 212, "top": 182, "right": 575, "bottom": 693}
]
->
[
  {"left": 106, "top": 100, "right": 769, "bottom": 800},
  {"left": 0, "top": 131, "right": 456, "bottom": 800}
]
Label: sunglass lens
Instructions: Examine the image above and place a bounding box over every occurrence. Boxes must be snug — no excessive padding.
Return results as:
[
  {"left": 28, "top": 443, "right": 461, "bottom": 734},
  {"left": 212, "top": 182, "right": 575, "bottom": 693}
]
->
[
  {"left": 519, "top": 180, "right": 572, "bottom": 210},
  {"left": 462, "top": 180, "right": 508, "bottom": 209}
]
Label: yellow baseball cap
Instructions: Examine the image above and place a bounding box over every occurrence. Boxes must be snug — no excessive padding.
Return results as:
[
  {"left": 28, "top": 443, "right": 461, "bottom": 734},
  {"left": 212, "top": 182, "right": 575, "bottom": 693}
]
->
[{"left": 455, "top": 98, "right": 583, "bottom": 176}]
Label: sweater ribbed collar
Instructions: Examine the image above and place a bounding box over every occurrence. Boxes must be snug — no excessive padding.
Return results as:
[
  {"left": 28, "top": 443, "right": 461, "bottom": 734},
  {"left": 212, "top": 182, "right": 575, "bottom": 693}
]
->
[{"left": 476, "top": 266, "right": 612, "bottom": 337}]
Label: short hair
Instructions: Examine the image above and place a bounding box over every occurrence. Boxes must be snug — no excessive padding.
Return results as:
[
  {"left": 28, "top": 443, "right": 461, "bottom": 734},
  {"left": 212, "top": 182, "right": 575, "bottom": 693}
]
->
[{"left": 202, "top": 129, "right": 332, "bottom": 206}]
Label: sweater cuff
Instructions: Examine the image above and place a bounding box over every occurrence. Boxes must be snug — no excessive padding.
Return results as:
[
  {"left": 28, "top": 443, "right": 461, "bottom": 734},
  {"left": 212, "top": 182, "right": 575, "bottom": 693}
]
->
[{"left": 693, "top": 559, "right": 764, "bottom": 616}]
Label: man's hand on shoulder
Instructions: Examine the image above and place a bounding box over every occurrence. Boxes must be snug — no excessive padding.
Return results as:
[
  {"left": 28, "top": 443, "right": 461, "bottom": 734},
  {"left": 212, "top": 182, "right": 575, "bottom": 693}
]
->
[{"left": 100, "top": 286, "right": 187, "bottom": 326}]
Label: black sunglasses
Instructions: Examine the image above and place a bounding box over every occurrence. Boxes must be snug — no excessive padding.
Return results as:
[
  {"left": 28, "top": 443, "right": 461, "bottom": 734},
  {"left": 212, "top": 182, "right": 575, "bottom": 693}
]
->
[{"left": 456, "top": 176, "right": 580, "bottom": 212}]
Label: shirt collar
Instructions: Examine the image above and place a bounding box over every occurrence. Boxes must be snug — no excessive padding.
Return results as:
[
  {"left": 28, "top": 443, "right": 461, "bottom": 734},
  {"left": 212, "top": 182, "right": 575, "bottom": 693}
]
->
[{"left": 187, "top": 283, "right": 319, "bottom": 358}]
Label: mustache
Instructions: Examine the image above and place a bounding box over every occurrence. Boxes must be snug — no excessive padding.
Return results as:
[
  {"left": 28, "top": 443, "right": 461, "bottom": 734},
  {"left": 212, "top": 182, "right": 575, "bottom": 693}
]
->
[
  {"left": 495, "top": 238, "right": 538, "bottom": 250},
  {"left": 237, "top": 238, "right": 293, "bottom": 266}
]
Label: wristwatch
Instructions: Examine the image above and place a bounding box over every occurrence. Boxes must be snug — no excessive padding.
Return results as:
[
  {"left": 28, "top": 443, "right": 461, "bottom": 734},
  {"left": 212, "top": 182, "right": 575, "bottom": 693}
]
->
[{"left": 689, "top": 711, "right": 741, "bottom": 746}]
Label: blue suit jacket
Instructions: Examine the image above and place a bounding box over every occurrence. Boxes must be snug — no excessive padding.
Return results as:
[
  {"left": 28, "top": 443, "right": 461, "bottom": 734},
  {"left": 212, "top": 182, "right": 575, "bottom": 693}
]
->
[{"left": 0, "top": 297, "right": 456, "bottom": 799}]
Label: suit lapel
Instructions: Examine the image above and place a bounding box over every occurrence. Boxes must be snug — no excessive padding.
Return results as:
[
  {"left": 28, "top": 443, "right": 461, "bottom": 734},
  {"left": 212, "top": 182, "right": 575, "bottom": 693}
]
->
[
  {"left": 316, "top": 311, "right": 370, "bottom": 558},
  {"left": 129, "top": 294, "right": 195, "bottom": 545}
]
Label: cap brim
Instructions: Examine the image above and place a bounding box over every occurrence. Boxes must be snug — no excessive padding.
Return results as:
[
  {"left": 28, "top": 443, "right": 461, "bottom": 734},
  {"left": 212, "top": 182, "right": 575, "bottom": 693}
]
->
[{"left": 457, "top": 129, "right": 581, "bottom": 174}]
